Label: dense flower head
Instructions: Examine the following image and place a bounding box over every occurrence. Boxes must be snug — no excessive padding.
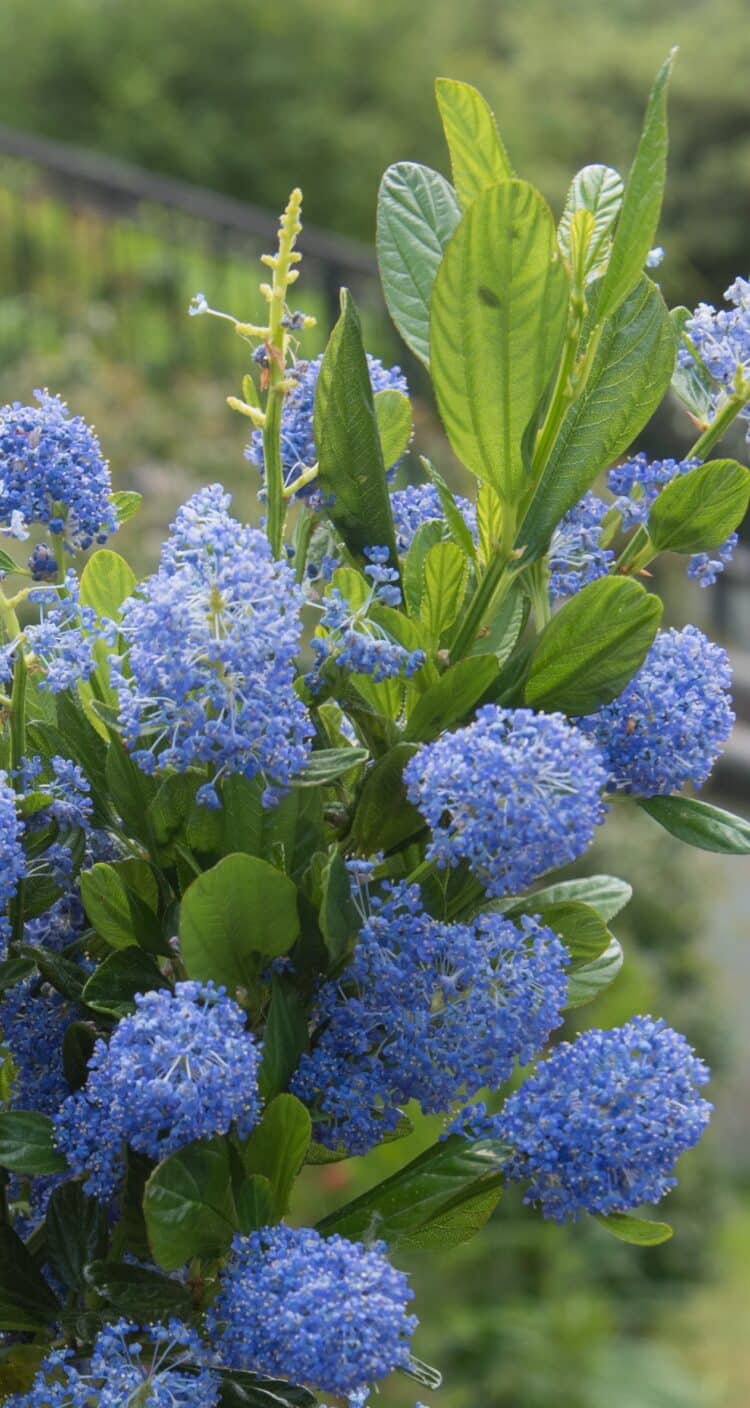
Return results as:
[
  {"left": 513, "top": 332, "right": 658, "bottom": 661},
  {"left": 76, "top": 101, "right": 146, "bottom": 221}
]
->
[
  {"left": 389, "top": 482, "right": 477, "bottom": 554},
  {"left": 23, "top": 572, "right": 102, "bottom": 692},
  {"left": 9, "top": 1318, "right": 219, "bottom": 1407},
  {"left": 548, "top": 492, "right": 614, "bottom": 601},
  {"left": 246, "top": 354, "right": 409, "bottom": 502},
  {"left": 0, "top": 776, "right": 24, "bottom": 952},
  {"left": 17, "top": 753, "right": 93, "bottom": 887},
  {"left": 608, "top": 454, "right": 737, "bottom": 586},
  {"left": 0, "top": 390, "right": 116, "bottom": 550},
  {"left": 0, "top": 978, "right": 74, "bottom": 1115},
  {"left": 496, "top": 1017, "right": 712, "bottom": 1221},
  {"left": 208, "top": 1225, "right": 416, "bottom": 1398},
  {"left": 310, "top": 547, "right": 424, "bottom": 687},
  {"left": 404, "top": 706, "right": 608, "bottom": 899},
  {"left": 577, "top": 626, "right": 734, "bottom": 795},
  {"left": 112, "top": 485, "right": 313, "bottom": 808},
  {"left": 680, "top": 276, "right": 750, "bottom": 440},
  {"left": 54, "top": 980, "right": 262, "bottom": 1199},
  {"left": 292, "top": 880, "right": 568, "bottom": 1155}
]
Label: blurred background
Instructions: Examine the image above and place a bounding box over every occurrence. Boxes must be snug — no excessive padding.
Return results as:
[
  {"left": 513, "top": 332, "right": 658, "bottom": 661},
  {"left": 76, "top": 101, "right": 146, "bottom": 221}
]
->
[{"left": 1, "top": 0, "right": 748, "bottom": 1402}]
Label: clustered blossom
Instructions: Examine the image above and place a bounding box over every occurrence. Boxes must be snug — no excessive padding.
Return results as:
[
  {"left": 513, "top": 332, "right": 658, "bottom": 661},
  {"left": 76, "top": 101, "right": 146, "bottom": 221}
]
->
[
  {"left": 112, "top": 485, "right": 313, "bottom": 808},
  {"left": 608, "top": 454, "right": 737, "bottom": 586},
  {"left": 0, "top": 776, "right": 24, "bottom": 952},
  {"left": 23, "top": 572, "right": 102, "bottom": 692},
  {"left": 208, "top": 1225, "right": 416, "bottom": 1399},
  {"left": 404, "top": 706, "right": 608, "bottom": 899},
  {"left": 310, "top": 547, "right": 424, "bottom": 686},
  {"left": 246, "top": 353, "right": 409, "bottom": 503},
  {"left": 54, "top": 981, "right": 262, "bottom": 1199},
  {"left": 496, "top": 1017, "right": 712, "bottom": 1221},
  {"left": 9, "top": 1319, "right": 220, "bottom": 1408},
  {"left": 578, "top": 626, "right": 734, "bottom": 795},
  {"left": 548, "top": 492, "right": 614, "bottom": 601},
  {"left": 292, "top": 880, "right": 568, "bottom": 1154},
  {"left": 680, "top": 276, "right": 750, "bottom": 440},
  {"left": 0, "top": 979, "right": 73, "bottom": 1115},
  {"left": 389, "top": 482, "right": 477, "bottom": 554},
  {"left": 0, "top": 390, "right": 116, "bottom": 550},
  {"left": 18, "top": 754, "right": 93, "bottom": 886}
]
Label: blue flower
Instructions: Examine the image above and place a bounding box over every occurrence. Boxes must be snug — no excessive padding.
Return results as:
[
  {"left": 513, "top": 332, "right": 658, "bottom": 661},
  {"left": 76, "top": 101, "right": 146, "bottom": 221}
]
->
[
  {"left": 112, "top": 485, "right": 313, "bottom": 807},
  {"left": 23, "top": 572, "right": 103, "bottom": 692},
  {"left": 291, "top": 880, "right": 568, "bottom": 1155},
  {"left": 608, "top": 453, "right": 738, "bottom": 586},
  {"left": 0, "top": 777, "right": 24, "bottom": 953},
  {"left": 11, "top": 1318, "right": 219, "bottom": 1407},
  {"left": 207, "top": 1224, "right": 416, "bottom": 1399},
  {"left": 680, "top": 276, "right": 750, "bottom": 440},
  {"left": 496, "top": 1017, "right": 711, "bottom": 1221},
  {"left": 404, "top": 706, "right": 608, "bottom": 899},
  {"left": 0, "top": 978, "right": 74, "bottom": 1115},
  {"left": 548, "top": 492, "right": 614, "bottom": 601},
  {"left": 310, "top": 547, "right": 424, "bottom": 686},
  {"left": 389, "top": 483, "right": 477, "bottom": 554},
  {"left": 577, "top": 626, "right": 734, "bottom": 795},
  {"left": 0, "top": 391, "right": 116, "bottom": 551},
  {"left": 246, "top": 354, "right": 409, "bottom": 503},
  {"left": 54, "top": 981, "right": 262, "bottom": 1199}
]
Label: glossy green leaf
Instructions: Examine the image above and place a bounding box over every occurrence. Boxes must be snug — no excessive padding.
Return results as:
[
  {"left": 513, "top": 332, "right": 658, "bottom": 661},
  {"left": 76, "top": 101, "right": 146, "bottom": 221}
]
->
[
  {"left": 144, "top": 1138, "right": 238, "bottom": 1272},
  {"left": 105, "top": 735, "right": 160, "bottom": 847},
  {"left": 638, "top": 795, "right": 750, "bottom": 854},
  {"left": 647, "top": 458, "right": 750, "bottom": 554},
  {"left": 0, "top": 1111, "right": 67, "bottom": 1175},
  {"left": 431, "top": 180, "right": 569, "bottom": 502},
  {"left": 0, "top": 1226, "right": 60, "bottom": 1331},
  {"left": 524, "top": 577, "right": 662, "bottom": 714},
  {"left": 374, "top": 388, "right": 413, "bottom": 467},
  {"left": 420, "top": 541, "right": 467, "bottom": 640},
  {"left": 506, "top": 874, "right": 632, "bottom": 924},
  {"left": 45, "top": 1183, "right": 109, "bottom": 1291},
  {"left": 376, "top": 162, "right": 461, "bottom": 367},
  {"left": 403, "top": 520, "right": 446, "bottom": 617},
  {"left": 526, "top": 900, "right": 612, "bottom": 964},
  {"left": 216, "top": 1369, "right": 315, "bottom": 1408},
  {"left": 293, "top": 747, "right": 368, "bottom": 789},
  {"left": 86, "top": 1260, "right": 193, "bottom": 1317},
  {"left": 595, "top": 1211, "right": 673, "bottom": 1245},
  {"left": 82, "top": 947, "right": 166, "bottom": 1017},
  {"left": 180, "top": 853, "right": 300, "bottom": 990},
  {"left": 596, "top": 51, "right": 675, "bottom": 322},
  {"left": 240, "top": 1094, "right": 311, "bottom": 1219},
  {"left": 79, "top": 549, "right": 137, "bottom": 709},
  {"left": 314, "top": 288, "right": 399, "bottom": 572},
  {"left": 111, "top": 490, "right": 143, "bottom": 525},
  {"left": 80, "top": 861, "right": 158, "bottom": 950},
  {"left": 258, "top": 976, "right": 310, "bottom": 1102},
  {"left": 312, "top": 847, "right": 360, "bottom": 967},
  {"left": 62, "top": 1021, "right": 97, "bottom": 1091},
  {"left": 566, "top": 936, "right": 624, "bottom": 1008},
  {"left": 236, "top": 1175, "right": 275, "bottom": 1235},
  {"left": 405, "top": 654, "right": 498, "bottom": 742},
  {"left": 434, "top": 78, "right": 513, "bottom": 207},
  {"left": 558, "top": 165, "right": 624, "bottom": 273},
  {"left": 349, "top": 743, "right": 424, "bottom": 853},
  {"left": 518, "top": 276, "right": 674, "bottom": 558}
]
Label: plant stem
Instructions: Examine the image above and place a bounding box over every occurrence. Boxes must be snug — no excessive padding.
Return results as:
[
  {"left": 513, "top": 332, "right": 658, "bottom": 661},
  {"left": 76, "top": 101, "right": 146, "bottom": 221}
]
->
[
  {"left": 450, "top": 555, "right": 518, "bottom": 663},
  {"left": 262, "top": 189, "right": 304, "bottom": 559},
  {"left": 687, "top": 391, "right": 747, "bottom": 460}
]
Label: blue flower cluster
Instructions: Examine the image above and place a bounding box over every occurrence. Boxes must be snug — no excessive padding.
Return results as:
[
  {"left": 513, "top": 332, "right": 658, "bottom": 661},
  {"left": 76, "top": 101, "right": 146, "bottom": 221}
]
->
[
  {"left": 23, "top": 572, "right": 102, "bottom": 693},
  {"left": 496, "top": 1017, "right": 712, "bottom": 1221},
  {"left": 389, "top": 482, "right": 477, "bottom": 554},
  {"left": 548, "top": 492, "right": 614, "bottom": 601},
  {"left": 292, "top": 880, "right": 568, "bottom": 1154},
  {"left": 246, "top": 354, "right": 409, "bottom": 502},
  {"left": 54, "top": 981, "right": 262, "bottom": 1198},
  {"left": 681, "top": 276, "right": 750, "bottom": 440},
  {"left": 9, "top": 1318, "right": 219, "bottom": 1408},
  {"left": 311, "top": 547, "right": 424, "bottom": 686},
  {"left": 0, "top": 978, "right": 74, "bottom": 1115},
  {"left": 18, "top": 753, "right": 93, "bottom": 886},
  {"left": 208, "top": 1225, "right": 416, "bottom": 1399},
  {"left": 0, "top": 777, "right": 24, "bottom": 952},
  {"left": 0, "top": 391, "right": 116, "bottom": 550},
  {"left": 113, "top": 486, "right": 313, "bottom": 808},
  {"left": 578, "top": 626, "right": 734, "bottom": 795},
  {"left": 404, "top": 706, "right": 608, "bottom": 899},
  {"left": 608, "top": 454, "right": 737, "bottom": 586}
]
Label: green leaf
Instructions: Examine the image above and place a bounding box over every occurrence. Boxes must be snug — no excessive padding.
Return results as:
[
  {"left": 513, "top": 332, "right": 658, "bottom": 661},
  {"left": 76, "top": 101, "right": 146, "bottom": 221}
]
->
[
  {"left": 240, "top": 1094, "right": 311, "bottom": 1219},
  {"left": 0, "top": 1345, "right": 48, "bottom": 1396},
  {"left": 430, "top": 180, "right": 569, "bottom": 502},
  {"left": 638, "top": 795, "right": 750, "bottom": 854},
  {"left": 111, "top": 490, "right": 143, "bottom": 525},
  {"left": 105, "top": 735, "right": 160, "bottom": 847},
  {"left": 45, "top": 1183, "right": 109, "bottom": 1291},
  {"left": 294, "top": 748, "right": 368, "bottom": 789},
  {"left": 144, "top": 1137, "right": 238, "bottom": 1272},
  {"left": 179, "top": 853, "right": 300, "bottom": 990},
  {"left": 0, "top": 957, "right": 35, "bottom": 993},
  {"left": 419, "top": 541, "right": 467, "bottom": 640},
  {"left": 80, "top": 861, "right": 159, "bottom": 950},
  {"left": 62, "top": 1021, "right": 97, "bottom": 1091},
  {"left": 235, "top": 1175, "right": 275, "bottom": 1235},
  {"left": 670, "top": 307, "right": 715, "bottom": 421},
  {"left": 79, "top": 549, "right": 137, "bottom": 707},
  {"left": 434, "top": 78, "right": 513, "bottom": 207},
  {"left": 186, "top": 774, "right": 264, "bottom": 860},
  {"left": 505, "top": 874, "right": 632, "bottom": 924},
  {"left": 82, "top": 948, "right": 166, "bottom": 1017},
  {"left": 558, "top": 165, "right": 624, "bottom": 274},
  {"left": 313, "top": 848, "right": 360, "bottom": 967},
  {"left": 258, "top": 976, "right": 310, "bottom": 1102},
  {"left": 524, "top": 577, "right": 662, "bottom": 714},
  {"left": 376, "top": 163, "right": 461, "bottom": 368},
  {"left": 420, "top": 458, "right": 477, "bottom": 560},
  {"left": 647, "top": 458, "right": 750, "bottom": 555},
  {"left": 314, "top": 288, "right": 399, "bottom": 572},
  {"left": 318, "top": 1134, "right": 510, "bottom": 1251},
  {"left": 52, "top": 694, "right": 111, "bottom": 825},
  {"left": 403, "top": 520, "right": 446, "bottom": 617},
  {"left": 0, "top": 1111, "right": 67, "bottom": 1175},
  {"left": 518, "top": 276, "right": 674, "bottom": 558},
  {"left": 525, "top": 900, "right": 612, "bottom": 964},
  {"left": 595, "top": 1211, "right": 673, "bottom": 1246},
  {"left": 405, "top": 654, "right": 498, "bottom": 742},
  {"left": 0, "top": 1226, "right": 60, "bottom": 1331},
  {"left": 566, "top": 936, "right": 624, "bottom": 1008},
  {"left": 596, "top": 51, "right": 675, "bottom": 322},
  {"left": 216, "top": 1370, "right": 315, "bottom": 1408},
  {"left": 349, "top": 743, "right": 424, "bottom": 854},
  {"left": 86, "top": 1260, "right": 193, "bottom": 1317},
  {"left": 0, "top": 548, "right": 23, "bottom": 576},
  {"left": 374, "top": 388, "right": 412, "bottom": 468}
]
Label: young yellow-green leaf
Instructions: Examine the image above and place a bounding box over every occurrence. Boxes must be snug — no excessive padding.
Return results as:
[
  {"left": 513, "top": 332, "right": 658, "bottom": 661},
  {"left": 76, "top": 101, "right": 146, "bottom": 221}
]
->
[
  {"left": 595, "top": 1211, "right": 673, "bottom": 1246},
  {"left": 638, "top": 795, "right": 750, "bottom": 854},
  {"left": 430, "top": 180, "right": 569, "bottom": 502},
  {"left": 420, "top": 457, "right": 477, "bottom": 561},
  {"left": 79, "top": 549, "right": 136, "bottom": 716},
  {"left": 420, "top": 541, "right": 467, "bottom": 640},
  {"left": 476, "top": 483, "right": 505, "bottom": 566},
  {"left": 596, "top": 51, "right": 675, "bottom": 323},
  {"left": 374, "top": 388, "right": 413, "bottom": 469},
  {"left": 524, "top": 577, "right": 662, "bottom": 715},
  {"left": 179, "top": 853, "right": 300, "bottom": 990},
  {"left": 646, "top": 458, "right": 750, "bottom": 555},
  {"left": 377, "top": 162, "right": 461, "bottom": 367},
  {"left": 435, "top": 78, "right": 513, "bottom": 207},
  {"left": 111, "top": 490, "right": 143, "bottom": 526},
  {"left": 558, "top": 164, "right": 624, "bottom": 275}
]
